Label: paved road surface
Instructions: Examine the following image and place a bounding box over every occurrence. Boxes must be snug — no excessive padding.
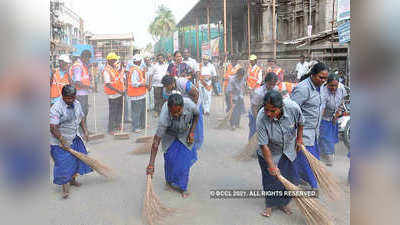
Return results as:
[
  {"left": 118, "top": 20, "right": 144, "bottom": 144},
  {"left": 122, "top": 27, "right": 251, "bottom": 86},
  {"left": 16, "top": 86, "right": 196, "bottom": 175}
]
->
[{"left": 49, "top": 91, "right": 350, "bottom": 225}]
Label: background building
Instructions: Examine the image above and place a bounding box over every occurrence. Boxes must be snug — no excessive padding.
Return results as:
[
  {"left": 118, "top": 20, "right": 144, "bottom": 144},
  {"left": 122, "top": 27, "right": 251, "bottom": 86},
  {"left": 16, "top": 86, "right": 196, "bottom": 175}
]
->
[
  {"left": 50, "top": 0, "right": 86, "bottom": 66},
  {"left": 86, "top": 33, "right": 135, "bottom": 64}
]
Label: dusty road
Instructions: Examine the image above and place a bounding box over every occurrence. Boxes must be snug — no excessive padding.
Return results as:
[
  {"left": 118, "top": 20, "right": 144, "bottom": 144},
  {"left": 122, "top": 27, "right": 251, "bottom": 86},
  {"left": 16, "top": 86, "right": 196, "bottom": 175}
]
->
[{"left": 49, "top": 90, "right": 350, "bottom": 225}]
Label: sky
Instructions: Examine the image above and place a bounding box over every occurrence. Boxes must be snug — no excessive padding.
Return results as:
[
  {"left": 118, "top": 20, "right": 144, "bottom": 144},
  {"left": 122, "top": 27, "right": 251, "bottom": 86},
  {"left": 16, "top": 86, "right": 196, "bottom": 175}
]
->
[{"left": 64, "top": 0, "right": 199, "bottom": 48}]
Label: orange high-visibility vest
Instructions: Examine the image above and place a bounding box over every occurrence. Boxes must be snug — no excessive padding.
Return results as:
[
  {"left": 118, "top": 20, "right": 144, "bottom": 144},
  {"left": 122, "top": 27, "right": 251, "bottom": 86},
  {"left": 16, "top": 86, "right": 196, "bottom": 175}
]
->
[
  {"left": 223, "top": 64, "right": 241, "bottom": 89},
  {"left": 103, "top": 65, "right": 124, "bottom": 95},
  {"left": 266, "top": 66, "right": 284, "bottom": 81},
  {"left": 277, "top": 82, "right": 297, "bottom": 94},
  {"left": 127, "top": 65, "right": 147, "bottom": 97},
  {"left": 247, "top": 64, "right": 261, "bottom": 89},
  {"left": 70, "top": 60, "right": 90, "bottom": 90},
  {"left": 50, "top": 69, "right": 70, "bottom": 98}
]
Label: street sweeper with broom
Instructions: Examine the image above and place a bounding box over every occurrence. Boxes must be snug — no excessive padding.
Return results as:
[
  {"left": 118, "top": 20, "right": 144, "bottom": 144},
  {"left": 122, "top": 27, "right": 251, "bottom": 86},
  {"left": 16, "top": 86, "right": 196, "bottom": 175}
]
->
[
  {"left": 146, "top": 93, "right": 200, "bottom": 198},
  {"left": 226, "top": 67, "right": 246, "bottom": 130},
  {"left": 50, "top": 85, "right": 93, "bottom": 199},
  {"left": 256, "top": 90, "right": 304, "bottom": 217},
  {"left": 161, "top": 75, "right": 204, "bottom": 150},
  {"left": 319, "top": 73, "right": 348, "bottom": 166},
  {"left": 290, "top": 62, "right": 328, "bottom": 190}
]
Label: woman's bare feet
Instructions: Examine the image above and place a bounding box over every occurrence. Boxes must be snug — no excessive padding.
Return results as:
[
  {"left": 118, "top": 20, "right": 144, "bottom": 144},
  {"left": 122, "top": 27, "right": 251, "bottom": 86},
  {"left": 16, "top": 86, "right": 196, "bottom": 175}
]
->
[
  {"left": 62, "top": 184, "right": 70, "bottom": 199},
  {"left": 70, "top": 178, "right": 81, "bottom": 187},
  {"left": 260, "top": 208, "right": 272, "bottom": 217},
  {"left": 181, "top": 191, "right": 190, "bottom": 198},
  {"left": 279, "top": 205, "right": 293, "bottom": 215}
]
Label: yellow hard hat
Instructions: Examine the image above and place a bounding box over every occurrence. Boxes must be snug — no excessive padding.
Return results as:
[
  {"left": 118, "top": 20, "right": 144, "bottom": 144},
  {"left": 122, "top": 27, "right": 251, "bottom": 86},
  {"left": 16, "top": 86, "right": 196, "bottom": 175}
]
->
[
  {"left": 106, "top": 52, "right": 120, "bottom": 60},
  {"left": 249, "top": 54, "right": 257, "bottom": 61}
]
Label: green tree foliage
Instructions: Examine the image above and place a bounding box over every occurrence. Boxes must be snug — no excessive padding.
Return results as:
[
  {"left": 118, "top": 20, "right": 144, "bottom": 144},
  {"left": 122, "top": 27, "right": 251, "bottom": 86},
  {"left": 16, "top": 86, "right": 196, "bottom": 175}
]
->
[{"left": 148, "top": 5, "right": 176, "bottom": 41}]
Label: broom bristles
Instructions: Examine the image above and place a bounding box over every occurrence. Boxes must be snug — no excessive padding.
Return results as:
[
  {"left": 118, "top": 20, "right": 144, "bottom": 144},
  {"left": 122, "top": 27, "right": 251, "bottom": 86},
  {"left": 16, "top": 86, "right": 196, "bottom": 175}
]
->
[
  {"left": 131, "top": 142, "right": 153, "bottom": 155},
  {"left": 301, "top": 145, "right": 343, "bottom": 201},
  {"left": 136, "top": 136, "right": 153, "bottom": 143},
  {"left": 64, "top": 146, "right": 115, "bottom": 179},
  {"left": 276, "top": 174, "right": 335, "bottom": 225},
  {"left": 143, "top": 175, "right": 176, "bottom": 225},
  {"left": 234, "top": 134, "right": 258, "bottom": 160},
  {"left": 216, "top": 108, "right": 233, "bottom": 129}
]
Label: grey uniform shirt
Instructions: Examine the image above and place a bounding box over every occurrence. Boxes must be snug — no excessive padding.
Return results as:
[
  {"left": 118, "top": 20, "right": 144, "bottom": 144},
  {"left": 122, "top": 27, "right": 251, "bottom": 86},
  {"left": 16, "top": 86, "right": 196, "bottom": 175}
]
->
[
  {"left": 290, "top": 77, "right": 323, "bottom": 146},
  {"left": 256, "top": 99, "right": 304, "bottom": 164},
  {"left": 226, "top": 75, "right": 245, "bottom": 101},
  {"left": 321, "top": 83, "right": 348, "bottom": 121},
  {"left": 49, "top": 99, "right": 84, "bottom": 146},
  {"left": 156, "top": 97, "right": 200, "bottom": 152}
]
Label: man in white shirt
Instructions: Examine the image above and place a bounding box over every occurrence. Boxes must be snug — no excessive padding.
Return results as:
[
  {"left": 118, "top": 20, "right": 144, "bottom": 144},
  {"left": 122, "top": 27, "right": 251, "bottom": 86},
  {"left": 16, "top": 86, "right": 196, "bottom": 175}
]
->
[
  {"left": 148, "top": 53, "right": 168, "bottom": 116},
  {"left": 198, "top": 54, "right": 217, "bottom": 115},
  {"left": 183, "top": 48, "right": 199, "bottom": 82},
  {"left": 295, "top": 54, "right": 310, "bottom": 81}
]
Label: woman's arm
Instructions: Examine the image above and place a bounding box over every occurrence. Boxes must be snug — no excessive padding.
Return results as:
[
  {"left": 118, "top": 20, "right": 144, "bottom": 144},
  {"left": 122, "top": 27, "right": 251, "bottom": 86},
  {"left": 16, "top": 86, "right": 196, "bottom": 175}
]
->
[
  {"left": 260, "top": 145, "right": 279, "bottom": 176},
  {"left": 146, "top": 135, "right": 161, "bottom": 175}
]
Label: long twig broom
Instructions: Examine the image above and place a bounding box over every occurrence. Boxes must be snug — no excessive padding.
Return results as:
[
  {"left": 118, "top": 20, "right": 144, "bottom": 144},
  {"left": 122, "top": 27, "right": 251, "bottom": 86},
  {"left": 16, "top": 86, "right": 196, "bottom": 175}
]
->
[
  {"left": 276, "top": 174, "right": 334, "bottom": 225},
  {"left": 216, "top": 108, "right": 234, "bottom": 129},
  {"left": 234, "top": 134, "right": 258, "bottom": 160},
  {"left": 301, "top": 145, "right": 343, "bottom": 201},
  {"left": 63, "top": 146, "right": 115, "bottom": 179},
  {"left": 131, "top": 142, "right": 152, "bottom": 155},
  {"left": 143, "top": 175, "right": 176, "bottom": 225}
]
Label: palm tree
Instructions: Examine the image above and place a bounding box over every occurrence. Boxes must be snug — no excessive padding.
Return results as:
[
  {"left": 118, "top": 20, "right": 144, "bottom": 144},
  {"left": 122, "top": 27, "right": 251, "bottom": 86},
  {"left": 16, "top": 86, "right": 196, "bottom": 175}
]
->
[{"left": 148, "top": 5, "right": 176, "bottom": 41}]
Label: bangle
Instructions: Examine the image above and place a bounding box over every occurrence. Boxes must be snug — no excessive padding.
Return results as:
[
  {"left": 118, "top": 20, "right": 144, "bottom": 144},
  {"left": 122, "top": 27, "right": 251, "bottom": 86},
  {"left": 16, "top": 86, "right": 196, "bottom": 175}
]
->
[{"left": 147, "top": 165, "right": 154, "bottom": 169}]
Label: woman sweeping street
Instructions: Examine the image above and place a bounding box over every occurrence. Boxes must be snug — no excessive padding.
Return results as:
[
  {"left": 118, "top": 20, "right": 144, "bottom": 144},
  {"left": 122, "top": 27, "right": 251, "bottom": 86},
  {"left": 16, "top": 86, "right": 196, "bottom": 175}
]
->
[
  {"left": 226, "top": 68, "right": 246, "bottom": 130},
  {"left": 319, "top": 73, "right": 348, "bottom": 166},
  {"left": 161, "top": 75, "right": 204, "bottom": 150},
  {"left": 146, "top": 94, "right": 200, "bottom": 198},
  {"left": 50, "top": 85, "right": 93, "bottom": 199},
  {"left": 291, "top": 62, "right": 328, "bottom": 189},
  {"left": 256, "top": 90, "right": 304, "bottom": 217}
]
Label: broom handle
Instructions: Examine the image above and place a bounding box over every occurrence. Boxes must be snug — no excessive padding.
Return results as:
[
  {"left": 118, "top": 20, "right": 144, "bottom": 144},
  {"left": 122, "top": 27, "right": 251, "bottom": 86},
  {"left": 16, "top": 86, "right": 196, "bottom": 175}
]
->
[
  {"left": 145, "top": 89, "right": 148, "bottom": 136},
  {"left": 93, "top": 91, "right": 97, "bottom": 133},
  {"left": 121, "top": 91, "right": 125, "bottom": 133}
]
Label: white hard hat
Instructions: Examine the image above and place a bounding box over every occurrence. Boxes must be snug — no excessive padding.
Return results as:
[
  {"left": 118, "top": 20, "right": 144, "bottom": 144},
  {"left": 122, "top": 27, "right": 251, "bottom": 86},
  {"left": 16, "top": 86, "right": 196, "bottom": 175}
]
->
[
  {"left": 133, "top": 54, "right": 142, "bottom": 62},
  {"left": 58, "top": 54, "right": 71, "bottom": 63}
]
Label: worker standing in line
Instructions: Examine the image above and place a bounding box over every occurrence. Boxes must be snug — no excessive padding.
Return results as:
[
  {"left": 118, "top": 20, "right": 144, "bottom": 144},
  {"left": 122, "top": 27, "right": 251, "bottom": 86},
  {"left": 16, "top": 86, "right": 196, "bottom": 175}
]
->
[
  {"left": 50, "top": 85, "right": 93, "bottom": 199},
  {"left": 198, "top": 54, "right": 217, "bottom": 116},
  {"left": 71, "top": 49, "right": 93, "bottom": 130},
  {"left": 103, "top": 52, "right": 125, "bottom": 135},
  {"left": 246, "top": 54, "right": 263, "bottom": 94},
  {"left": 127, "top": 54, "right": 147, "bottom": 133},
  {"left": 50, "top": 54, "right": 72, "bottom": 106}
]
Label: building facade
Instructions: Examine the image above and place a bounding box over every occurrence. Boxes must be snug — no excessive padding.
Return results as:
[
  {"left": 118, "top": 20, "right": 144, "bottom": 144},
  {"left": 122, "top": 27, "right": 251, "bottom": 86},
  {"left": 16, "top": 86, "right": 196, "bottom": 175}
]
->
[{"left": 87, "top": 33, "right": 135, "bottom": 64}]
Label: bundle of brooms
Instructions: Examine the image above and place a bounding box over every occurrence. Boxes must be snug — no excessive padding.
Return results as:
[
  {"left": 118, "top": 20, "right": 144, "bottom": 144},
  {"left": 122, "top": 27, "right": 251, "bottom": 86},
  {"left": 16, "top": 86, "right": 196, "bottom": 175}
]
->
[
  {"left": 131, "top": 142, "right": 152, "bottom": 154},
  {"left": 234, "top": 134, "right": 258, "bottom": 160},
  {"left": 277, "top": 174, "right": 334, "bottom": 225},
  {"left": 216, "top": 108, "right": 234, "bottom": 129},
  {"left": 143, "top": 175, "right": 176, "bottom": 225},
  {"left": 63, "top": 146, "right": 115, "bottom": 179},
  {"left": 300, "top": 145, "right": 343, "bottom": 201}
]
